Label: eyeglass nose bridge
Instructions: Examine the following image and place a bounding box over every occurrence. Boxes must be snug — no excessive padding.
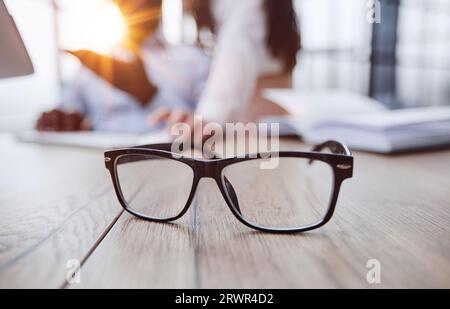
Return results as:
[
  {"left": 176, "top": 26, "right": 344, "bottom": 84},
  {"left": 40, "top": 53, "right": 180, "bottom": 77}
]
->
[
  {"left": 195, "top": 160, "right": 221, "bottom": 179},
  {"left": 191, "top": 160, "right": 242, "bottom": 216}
]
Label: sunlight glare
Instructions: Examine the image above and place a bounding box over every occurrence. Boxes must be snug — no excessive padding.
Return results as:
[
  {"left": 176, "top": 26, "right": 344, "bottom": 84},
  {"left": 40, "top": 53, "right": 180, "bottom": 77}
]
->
[{"left": 77, "top": 1, "right": 127, "bottom": 54}]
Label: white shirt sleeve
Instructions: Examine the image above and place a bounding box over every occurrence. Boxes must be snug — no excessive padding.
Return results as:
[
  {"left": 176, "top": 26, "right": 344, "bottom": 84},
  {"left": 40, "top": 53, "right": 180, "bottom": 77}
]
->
[
  {"left": 195, "top": 0, "right": 268, "bottom": 123},
  {"left": 59, "top": 69, "right": 89, "bottom": 114}
]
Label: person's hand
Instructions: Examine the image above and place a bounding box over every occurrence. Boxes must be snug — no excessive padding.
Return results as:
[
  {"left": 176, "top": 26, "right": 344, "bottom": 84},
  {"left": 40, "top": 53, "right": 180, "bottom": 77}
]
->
[
  {"left": 36, "top": 109, "right": 91, "bottom": 132},
  {"left": 149, "top": 107, "right": 218, "bottom": 143},
  {"left": 150, "top": 107, "right": 193, "bottom": 129}
]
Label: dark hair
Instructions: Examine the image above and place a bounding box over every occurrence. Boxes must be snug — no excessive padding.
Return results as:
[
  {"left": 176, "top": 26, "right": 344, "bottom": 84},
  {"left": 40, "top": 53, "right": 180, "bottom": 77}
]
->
[{"left": 192, "top": 0, "right": 301, "bottom": 73}]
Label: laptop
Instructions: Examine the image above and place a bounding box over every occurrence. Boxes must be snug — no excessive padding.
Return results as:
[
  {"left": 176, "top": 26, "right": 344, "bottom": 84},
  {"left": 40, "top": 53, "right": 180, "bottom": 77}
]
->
[
  {"left": 17, "top": 130, "right": 172, "bottom": 150},
  {"left": 0, "top": 0, "right": 34, "bottom": 78}
]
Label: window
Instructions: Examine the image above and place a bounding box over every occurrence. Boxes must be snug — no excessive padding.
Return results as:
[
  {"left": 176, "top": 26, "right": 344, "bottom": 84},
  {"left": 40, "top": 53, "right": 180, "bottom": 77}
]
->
[
  {"left": 397, "top": 0, "right": 450, "bottom": 107},
  {"left": 294, "top": 0, "right": 450, "bottom": 107},
  {"left": 293, "top": 0, "right": 373, "bottom": 94}
]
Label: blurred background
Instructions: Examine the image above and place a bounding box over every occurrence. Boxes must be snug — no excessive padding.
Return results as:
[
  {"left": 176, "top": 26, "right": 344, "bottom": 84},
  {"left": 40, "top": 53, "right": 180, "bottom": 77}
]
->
[{"left": 0, "top": 0, "right": 449, "bottom": 132}]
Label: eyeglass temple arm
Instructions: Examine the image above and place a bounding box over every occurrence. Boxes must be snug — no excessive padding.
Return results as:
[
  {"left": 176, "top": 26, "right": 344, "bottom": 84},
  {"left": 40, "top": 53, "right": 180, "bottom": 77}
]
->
[
  {"left": 224, "top": 177, "right": 242, "bottom": 215},
  {"left": 313, "top": 140, "right": 352, "bottom": 156},
  {"left": 308, "top": 141, "right": 352, "bottom": 165}
]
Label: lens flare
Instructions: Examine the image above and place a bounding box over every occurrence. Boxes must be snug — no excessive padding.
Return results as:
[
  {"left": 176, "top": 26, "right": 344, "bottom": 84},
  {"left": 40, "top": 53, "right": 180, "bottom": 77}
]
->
[{"left": 81, "top": 1, "right": 127, "bottom": 54}]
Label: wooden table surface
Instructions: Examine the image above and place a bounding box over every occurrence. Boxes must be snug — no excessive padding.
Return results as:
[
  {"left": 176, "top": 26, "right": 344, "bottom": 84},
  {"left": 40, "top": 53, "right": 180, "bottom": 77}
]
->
[{"left": 0, "top": 134, "right": 449, "bottom": 289}]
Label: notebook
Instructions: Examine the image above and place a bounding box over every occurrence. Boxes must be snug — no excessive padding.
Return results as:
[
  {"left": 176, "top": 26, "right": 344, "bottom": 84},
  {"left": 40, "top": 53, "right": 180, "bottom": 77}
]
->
[{"left": 263, "top": 90, "right": 450, "bottom": 153}]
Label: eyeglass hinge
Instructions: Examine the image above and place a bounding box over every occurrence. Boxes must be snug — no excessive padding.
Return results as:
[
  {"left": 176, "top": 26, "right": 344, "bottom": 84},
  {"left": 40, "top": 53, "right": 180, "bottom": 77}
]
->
[
  {"left": 104, "top": 157, "right": 112, "bottom": 163},
  {"left": 337, "top": 164, "right": 352, "bottom": 170}
]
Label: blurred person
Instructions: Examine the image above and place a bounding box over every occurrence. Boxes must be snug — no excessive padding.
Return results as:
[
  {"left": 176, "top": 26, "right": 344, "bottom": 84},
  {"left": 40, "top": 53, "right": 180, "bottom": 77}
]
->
[
  {"left": 151, "top": 0, "right": 301, "bottom": 134},
  {"left": 36, "top": 0, "right": 210, "bottom": 133}
]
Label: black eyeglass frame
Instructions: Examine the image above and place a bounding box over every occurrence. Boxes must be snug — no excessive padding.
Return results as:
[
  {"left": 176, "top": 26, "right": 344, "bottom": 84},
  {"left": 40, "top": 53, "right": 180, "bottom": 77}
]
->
[{"left": 104, "top": 141, "right": 353, "bottom": 234}]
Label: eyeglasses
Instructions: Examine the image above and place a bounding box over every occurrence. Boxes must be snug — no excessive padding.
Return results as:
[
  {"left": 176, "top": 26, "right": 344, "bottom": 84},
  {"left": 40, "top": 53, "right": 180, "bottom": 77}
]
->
[{"left": 104, "top": 141, "right": 353, "bottom": 233}]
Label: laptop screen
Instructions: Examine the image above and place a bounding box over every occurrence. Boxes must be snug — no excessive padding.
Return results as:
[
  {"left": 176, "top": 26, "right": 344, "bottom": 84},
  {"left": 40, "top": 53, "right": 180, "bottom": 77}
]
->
[
  {"left": 0, "top": 0, "right": 34, "bottom": 79},
  {"left": 0, "top": 0, "right": 60, "bottom": 131}
]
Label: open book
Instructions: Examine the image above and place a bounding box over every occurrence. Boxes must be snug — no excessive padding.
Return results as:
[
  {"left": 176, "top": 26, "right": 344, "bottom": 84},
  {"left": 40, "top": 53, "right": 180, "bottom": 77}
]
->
[{"left": 263, "top": 90, "right": 450, "bottom": 153}]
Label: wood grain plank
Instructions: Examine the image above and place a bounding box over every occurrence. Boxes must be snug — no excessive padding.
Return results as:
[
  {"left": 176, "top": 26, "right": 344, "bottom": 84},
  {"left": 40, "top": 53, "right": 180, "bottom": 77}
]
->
[
  {"left": 70, "top": 151, "right": 202, "bottom": 288},
  {"left": 3, "top": 134, "right": 450, "bottom": 288},
  {"left": 193, "top": 142, "right": 450, "bottom": 288},
  {"left": 71, "top": 212, "right": 197, "bottom": 288},
  {"left": 0, "top": 136, "right": 121, "bottom": 288}
]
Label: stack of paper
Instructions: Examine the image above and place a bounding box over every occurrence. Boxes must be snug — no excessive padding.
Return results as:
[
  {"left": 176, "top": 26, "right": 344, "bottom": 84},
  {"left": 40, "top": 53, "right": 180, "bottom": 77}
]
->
[
  {"left": 263, "top": 90, "right": 450, "bottom": 153},
  {"left": 303, "top": 107, "right": 450, "bottom": 153}
]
